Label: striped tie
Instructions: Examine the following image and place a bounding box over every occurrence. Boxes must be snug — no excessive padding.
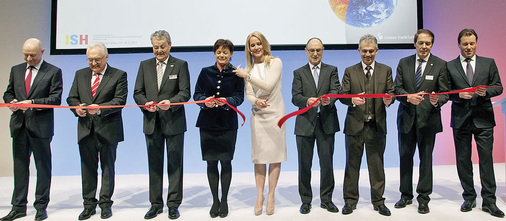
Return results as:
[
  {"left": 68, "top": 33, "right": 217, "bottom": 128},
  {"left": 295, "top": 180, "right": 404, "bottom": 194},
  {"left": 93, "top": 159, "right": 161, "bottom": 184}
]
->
[
  {"left": 415, "top": 59, "right": 423, "bottom": 88},
  {"left": 157, "top": 61, "right": 165, "bottom": 90},
  {"left": 91, "top": 73, "right": 101, "bottom": 98},
  {"left": 365, "top": 65, "right": 372, "bottom": 80}
]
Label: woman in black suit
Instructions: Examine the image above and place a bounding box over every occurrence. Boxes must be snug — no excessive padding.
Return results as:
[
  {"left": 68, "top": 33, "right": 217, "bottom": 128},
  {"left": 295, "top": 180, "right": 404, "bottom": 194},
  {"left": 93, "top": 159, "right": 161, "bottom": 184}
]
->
[{"left": 193, "top": 39, "right": 244, "bottom": 218}]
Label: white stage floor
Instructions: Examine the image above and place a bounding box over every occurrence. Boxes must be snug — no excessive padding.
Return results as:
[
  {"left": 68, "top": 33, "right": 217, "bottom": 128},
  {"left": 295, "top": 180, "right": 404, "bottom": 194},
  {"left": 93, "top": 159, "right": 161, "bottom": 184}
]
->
[{"left": 0, "top": 164, "right": 504, "bottom": 220}]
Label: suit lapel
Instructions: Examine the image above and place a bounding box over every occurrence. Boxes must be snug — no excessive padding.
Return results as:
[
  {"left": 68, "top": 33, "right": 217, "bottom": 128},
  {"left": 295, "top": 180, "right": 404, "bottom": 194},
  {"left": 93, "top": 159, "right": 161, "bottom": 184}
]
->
[
  {"left": 407, "top": 55, "right": 418, "bottom": 89},
  {"left": 452, "top": 57, "right": 469, "bottom": 86},
  {"left": 303, "top": 63, "right": 318, "bottom": 94},
  {"left": 28, "top": 61, "right": 48, "bottom": 97},
  {"left": 159, "top": 56, "right": 176, "bottom": 92},
  {"left": 355, "top": 63, "right": 365, "bottom": 93},
  {"left": 93, "top": 64, "right": 112, "bottom": 101}
]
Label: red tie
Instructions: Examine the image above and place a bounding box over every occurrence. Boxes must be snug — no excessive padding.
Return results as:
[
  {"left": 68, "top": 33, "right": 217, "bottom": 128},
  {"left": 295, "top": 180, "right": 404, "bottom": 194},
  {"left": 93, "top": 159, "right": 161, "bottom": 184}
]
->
[
  {"left": 25, "top": 66, "right": 33, "bottom": 96},
  {"left": 92, "top": 73, "right": 101, "bottom": 98}
]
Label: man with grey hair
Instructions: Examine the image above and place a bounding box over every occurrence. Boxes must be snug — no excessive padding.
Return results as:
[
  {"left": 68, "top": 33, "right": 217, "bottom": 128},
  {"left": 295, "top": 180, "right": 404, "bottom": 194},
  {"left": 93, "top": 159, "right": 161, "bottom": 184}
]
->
[
  {"left": 339, "top": 34, "right": 394, "bottom": 216},
  {"left": 2, "top": 38, "right": 63, "bottom": 221},
  {"left": 67, "top": 42, "right": 128, "bottom": 220},
  {"left": 134, "top": 30, "right": 190, "bottom": 220}
]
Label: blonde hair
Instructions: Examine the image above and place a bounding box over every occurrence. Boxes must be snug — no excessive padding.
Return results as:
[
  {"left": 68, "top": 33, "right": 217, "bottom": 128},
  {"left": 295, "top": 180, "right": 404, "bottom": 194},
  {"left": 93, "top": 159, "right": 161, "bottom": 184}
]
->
[{"left": 245, "top": 31, "right": 274, "bottom": 72}]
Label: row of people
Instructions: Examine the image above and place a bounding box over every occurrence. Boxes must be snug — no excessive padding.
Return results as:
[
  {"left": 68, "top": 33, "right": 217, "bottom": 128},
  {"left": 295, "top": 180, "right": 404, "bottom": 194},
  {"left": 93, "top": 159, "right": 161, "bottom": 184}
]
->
[{"left": 0, "top": 28, "right": 502, "bottom": 221}]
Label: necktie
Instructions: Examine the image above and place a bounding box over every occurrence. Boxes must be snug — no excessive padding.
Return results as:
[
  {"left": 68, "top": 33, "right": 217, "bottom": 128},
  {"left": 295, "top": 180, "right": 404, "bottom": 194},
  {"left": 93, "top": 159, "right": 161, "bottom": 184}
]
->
[
  {"left": 157, "top": 61, "right": 165, "bottom": 90},
  {"left": 415, "top": 58, "right": 423, "bottom": 88},
  {"left": 313, "top": 65, "right": 319, "bottom": 88},
  {"left": 365, "top": 65, "right": 372, "bottom": 80},
  {"left": 91, "top": 73, "right": 101, "bottom": 98},
  {"left": 25, "top": 66, "right": 33, "bottom": 96},
  {"left": 465, "top": 58, "right": 474, "bottom": 84}
]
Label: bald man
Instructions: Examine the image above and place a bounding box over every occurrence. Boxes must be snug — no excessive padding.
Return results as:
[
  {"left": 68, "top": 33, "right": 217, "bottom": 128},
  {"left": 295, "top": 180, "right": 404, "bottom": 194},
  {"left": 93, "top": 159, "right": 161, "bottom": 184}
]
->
[{"left": 2, "top": 38, "right": 63, "bottom": 221}]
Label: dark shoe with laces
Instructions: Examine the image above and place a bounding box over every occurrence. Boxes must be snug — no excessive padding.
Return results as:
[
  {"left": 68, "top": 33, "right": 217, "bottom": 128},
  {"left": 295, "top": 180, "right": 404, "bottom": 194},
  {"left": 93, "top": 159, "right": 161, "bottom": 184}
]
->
[
  {"left": 394, "top": 198, "right": 412, "bottom": 208},
  {"left": 418, "top": 203, "right": 430, "bottom": 214},
  {"left": 320, "top": 201, "right": 339, "bottom": 213},
  {"left": 299, "top": 203, "right": 311, "bottom": 214},
  {"left": 374, "top": 204, "right": 391, "bottom": 216},
  {"left": 0, "top": 210, "right": 26, "bottom": 221},
  {"left": 34, "top": 209, "right": 48, "bottom": 221},
  {"left": 144, "top": 207, "right": 163, "bottom": 219},
  {"left": 460, "top": 200, "right": 476, "bottom": 212},
  {"left": 78, "top": 208, "right": 96, "bottom": 220},
  {"left": 342, "top": 203, "right": 356, "bottom": 215},
  {"left": 168, "top": 207, "right": 180, "bottom": 220},
  {"left": 483, "top": 204, "right": 505, "bottom": 218},
  {"left": 101, "top": 207, "right": 112, "bottom": 219}
]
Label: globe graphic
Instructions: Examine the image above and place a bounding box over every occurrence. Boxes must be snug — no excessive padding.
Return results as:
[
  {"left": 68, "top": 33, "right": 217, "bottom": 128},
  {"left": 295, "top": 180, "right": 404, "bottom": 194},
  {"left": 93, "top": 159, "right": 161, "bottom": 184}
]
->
[{"left": 329, "top": 0, "right": 398, "bottom": 28}]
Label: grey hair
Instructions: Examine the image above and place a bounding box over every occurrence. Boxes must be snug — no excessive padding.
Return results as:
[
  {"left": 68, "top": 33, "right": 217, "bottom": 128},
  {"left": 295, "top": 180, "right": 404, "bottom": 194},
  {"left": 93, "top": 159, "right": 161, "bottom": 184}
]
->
[
  {"left": 87, "top": 42, "right": 108, "bottom": 56},
  {"left": 151, "top": 30, "right": 171, "bottom": 44},
  {"left": 358, "top": 34, "right": 378, "bottom": 49}
]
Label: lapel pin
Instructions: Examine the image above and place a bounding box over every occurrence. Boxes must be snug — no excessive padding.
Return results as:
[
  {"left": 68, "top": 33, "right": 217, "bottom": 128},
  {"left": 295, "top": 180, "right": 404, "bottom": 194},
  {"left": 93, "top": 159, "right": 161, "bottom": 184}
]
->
[{"left": 170, "top": 64, "right": 174, "bottom": 67}]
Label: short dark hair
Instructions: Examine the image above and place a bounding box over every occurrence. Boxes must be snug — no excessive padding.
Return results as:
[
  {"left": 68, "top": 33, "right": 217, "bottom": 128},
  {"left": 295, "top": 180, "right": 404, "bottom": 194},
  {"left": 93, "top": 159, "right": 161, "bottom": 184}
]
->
[
  {"left": 414, "top": 29, "right": 435, "bottom": 44},
  {"left": 306, "top": 37, "right": 323, "bottom": 46},
  {"left": 213, "top": 39, "right": 234, "bottom": 53},
  {"left": 458, "top": 28, "right": 478, "bottom": 44}
]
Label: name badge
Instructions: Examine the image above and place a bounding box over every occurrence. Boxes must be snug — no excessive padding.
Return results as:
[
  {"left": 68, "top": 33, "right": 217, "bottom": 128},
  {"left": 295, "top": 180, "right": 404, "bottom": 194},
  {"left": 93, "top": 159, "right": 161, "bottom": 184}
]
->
[
  {"left": 169, "top": 75, "right": 178, "bottom": 79},
  {"left": 425, "top": 75, "right": 434, "bottom": 80}
]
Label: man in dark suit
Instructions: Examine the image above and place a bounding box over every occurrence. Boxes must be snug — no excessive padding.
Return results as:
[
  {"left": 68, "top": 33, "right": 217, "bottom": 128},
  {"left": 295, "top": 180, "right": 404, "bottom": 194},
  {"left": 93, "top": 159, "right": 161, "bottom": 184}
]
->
[
  {"left": 447, "top": 28, "right": 504, "bottom": 218},
  {"left": 2, "top": 38, "right": 63, "bottom": 221},
  {"left": 67, "top": 42, "right": 128, "bottom": 220},
  {"left": 133, "top": 30, "right": 190, "bottom": 220},
  {"left": 339, "top": 34, "right": 394, "bottom": 216},
  {"left": 393, "top": 29, "right": 449, "bottom": 214},
  {"left": 291, "top": 37, "right": 340, "bottom": 214}
]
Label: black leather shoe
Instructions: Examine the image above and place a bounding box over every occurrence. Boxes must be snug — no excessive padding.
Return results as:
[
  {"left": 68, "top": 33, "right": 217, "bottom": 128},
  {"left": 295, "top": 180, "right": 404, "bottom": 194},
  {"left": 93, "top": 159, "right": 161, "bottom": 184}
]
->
[
  {"left": 0, "top": 210, "right": 26, "bottom": 221},
  {"left": 168, "top": 207, "right": 180, "bottom": 220},
  {"left": 78, "top": 208, "right": 96, "bottom": 220},
  {"left": 394, "top": 198, "right": 412, "bottom": 208},
  {"left": 418, "top": 203, "right": 430, "bottom": 214},
  {"left": 209, "top": 201, "right": 219, "bottom": 218},
  {"left": 101, "top": 207, "right": 112, "bottom": 219},
  {"left": 483, "top": 204, "right": 505, "bottom": 218},
  {"left": 299, "top": 203, "right": 311, "bottom": 214},
  {"left": 35, "top": 209, "right": 48, "bottom": 221},
  {"left": 144, "top": 207, "right": 163, "bottom": 219},
  {"left": 374, "top": 204, "right": 391, "bottom": 216},
  {"left": 342, "top": 203, "right": 356, "bottom": 215},
  {"left": 320, "top": 201, "right": 339, "bottom": 213},
  {"left": 460, "top": 200, "right": 476, "bottom": 212}
]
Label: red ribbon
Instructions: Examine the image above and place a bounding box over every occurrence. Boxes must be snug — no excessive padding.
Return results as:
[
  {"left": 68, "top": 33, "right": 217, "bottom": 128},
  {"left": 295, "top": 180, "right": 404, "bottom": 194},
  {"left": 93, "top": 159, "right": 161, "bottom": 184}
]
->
[
  {"left": 2, "top": 98, "right": 246, "bottom": 127},
  {"left": 277, "top": 85, "right": 498, "bottom": 128}
]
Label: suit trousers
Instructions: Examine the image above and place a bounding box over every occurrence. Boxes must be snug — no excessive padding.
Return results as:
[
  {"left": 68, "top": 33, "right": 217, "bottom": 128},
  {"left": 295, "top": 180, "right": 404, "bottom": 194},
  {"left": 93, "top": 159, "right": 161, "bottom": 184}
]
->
[
  {"left": 145, "top": 119, "right": 184, "bottom": 209},
  {"left": 11, "top": 125, "right": 51, "bottom": 212},
  {"left": 296, "top": 115, "right": 335, "bottom": 204},
  {"left": 343, "top": 121, "right": 386, "bottom": 206},
  {"left": 453, "top": 120, "right": 496, "bottom": 206},
  {"left": 78, "top": 129, "right": 118, "bottom": 209},
  {"left": 398, "top": 122, "right": 436, "bottom": 204}
]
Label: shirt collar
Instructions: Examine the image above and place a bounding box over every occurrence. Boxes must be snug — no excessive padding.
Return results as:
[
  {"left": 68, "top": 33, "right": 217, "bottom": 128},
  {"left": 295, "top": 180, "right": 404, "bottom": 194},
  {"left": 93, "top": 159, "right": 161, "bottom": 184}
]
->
[
  {"left": 416, "top": 53, "right": 430, "bottom": 62},
  {"left": 27, "top": 59, "right": 43, "bottom": 70},
  {"left": 309, "top": 62, "right": 321, "bottom": 70},
  {"left": 93, "top": 64, "right": 108, "bottom": 76},
  {"left": 157, "top": 56, "right": 169, "bottom": 65},
  {"left": 460, "top": 54, "right": 476, "bottom": 63},
  {"left": 361, "top": 61, "right": 375, "bottom": 70}
]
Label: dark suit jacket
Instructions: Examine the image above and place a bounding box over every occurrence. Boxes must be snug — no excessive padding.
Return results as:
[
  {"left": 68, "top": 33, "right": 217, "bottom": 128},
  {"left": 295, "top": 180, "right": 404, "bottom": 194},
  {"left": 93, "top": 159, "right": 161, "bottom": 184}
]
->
[
  {"left": 340, "top": 62, "right": 395, "bottom": 135},
  {"left": 193, "top": 63, "right": 244, "bottom": 130},
  {"left": 3, "top": 61, "right": 63, "bottom": 138},
  {"left": 394, "top": 54, "right": 449, "bottom": 133},
  {"left": 447, "top": 55, "right": 503, "bottom": 129},
  {"left": 66, "top": 65, "right": 128, "bottom": 145},
  {"left": 292, "top": 62, "right": 340, "bottom": 136},
  {"left": 133, "top": 56, "right": 191, "bottom": 136}
]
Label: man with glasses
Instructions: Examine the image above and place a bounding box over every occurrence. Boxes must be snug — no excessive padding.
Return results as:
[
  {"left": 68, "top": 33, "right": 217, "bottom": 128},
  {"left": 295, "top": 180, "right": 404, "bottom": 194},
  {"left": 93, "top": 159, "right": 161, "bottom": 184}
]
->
[
  {"left": 291, "top": 37, "right": 340, "bottom": 214},
  {"left": 67, "top": 42, "right": 128, "bottom": 220},
  {"left": 2, "top": 38, "right": 63, "bottom": 221},
  {"left": 339, "top": 34, "right": 394, "bottom": 216}
]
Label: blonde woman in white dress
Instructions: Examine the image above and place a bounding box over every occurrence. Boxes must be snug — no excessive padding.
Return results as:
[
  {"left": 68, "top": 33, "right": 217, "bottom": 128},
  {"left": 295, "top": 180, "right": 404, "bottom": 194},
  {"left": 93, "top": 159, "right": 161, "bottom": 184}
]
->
[{"left": 234, "top": 31, "right": 287, "bottom": 216}]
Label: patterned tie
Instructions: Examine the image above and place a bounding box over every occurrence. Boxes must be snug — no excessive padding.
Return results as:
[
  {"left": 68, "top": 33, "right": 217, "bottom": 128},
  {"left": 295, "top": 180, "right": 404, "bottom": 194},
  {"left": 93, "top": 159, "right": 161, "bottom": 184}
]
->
[
  {"left": 365, "top": 65, "right": 372, "bottom": 80},
  {"left": 313, "top": 65, "right": 319, "bottom": 88},
  {"left": 25, "top": 66, "right": 33, "bottom": 96},
  {"left": 415, "top": 58, "right": 423, "bottom": 88},
  {"left": 465, "top": 58, "right": 474, "bottom": 84},
  {"left": 91, "top": 73, "right": 101, "bottom": 98},
  {"left": 157, "top": 61, "right": 165, "bottom": 90}
]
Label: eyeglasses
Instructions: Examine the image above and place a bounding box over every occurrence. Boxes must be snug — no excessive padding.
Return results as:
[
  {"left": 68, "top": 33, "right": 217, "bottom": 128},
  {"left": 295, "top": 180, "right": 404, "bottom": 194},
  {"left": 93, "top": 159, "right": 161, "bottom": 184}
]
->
[
  {"left": 306, "top": 48, "right": 323, "bottom": 53},
  {"left": 87, "top": 56, "right": 106, "bottom": 63}
]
